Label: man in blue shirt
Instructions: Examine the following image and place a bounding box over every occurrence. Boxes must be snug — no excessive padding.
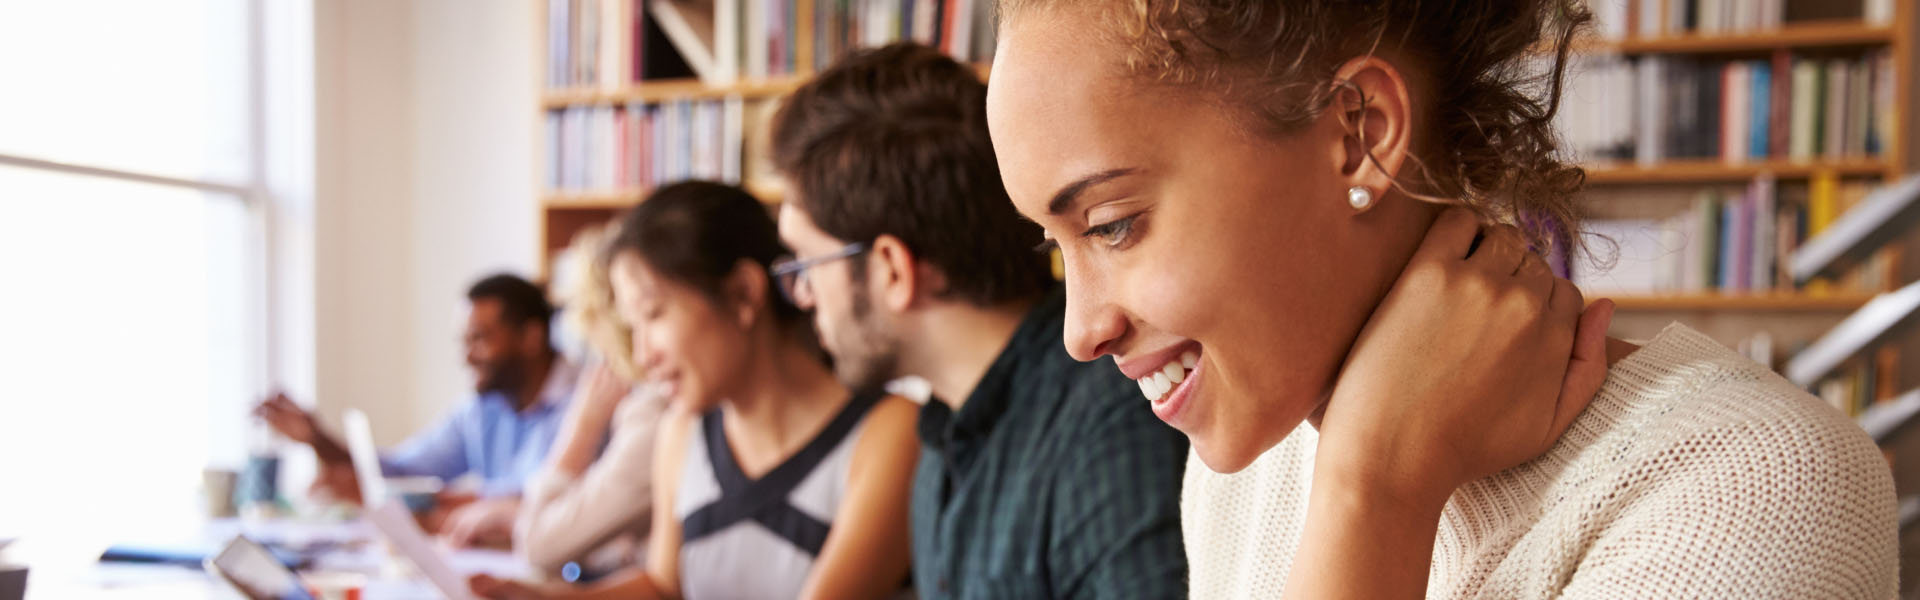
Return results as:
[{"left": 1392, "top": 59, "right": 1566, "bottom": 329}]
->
[{"left": 258, "top": 274, "right": 576, "bottom": 547}]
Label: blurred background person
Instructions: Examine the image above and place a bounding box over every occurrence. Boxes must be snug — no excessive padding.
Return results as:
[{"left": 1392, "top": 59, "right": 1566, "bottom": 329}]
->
[
  {"left": 472, "top": 181, "right": 920, "bottom": 600},
  {"left": 514, "top": 224, "right": 671, "bottom": 578},
  {"left": 257, "top": 273, "right": 577, "bottom": 547}
]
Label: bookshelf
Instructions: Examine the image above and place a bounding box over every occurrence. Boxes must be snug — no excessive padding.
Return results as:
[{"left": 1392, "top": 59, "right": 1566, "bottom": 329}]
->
[
  {"left": 1565, "top": 0, "right": 1914, "bottom": 413},
  {"left": 536, "top": 0, "right": 998, "bottom": 269}
]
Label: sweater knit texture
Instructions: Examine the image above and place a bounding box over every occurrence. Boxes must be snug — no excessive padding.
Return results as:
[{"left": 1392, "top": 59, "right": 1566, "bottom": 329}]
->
[{"left": 1181, "top": 323, "right": 1898, "bottom": 598}]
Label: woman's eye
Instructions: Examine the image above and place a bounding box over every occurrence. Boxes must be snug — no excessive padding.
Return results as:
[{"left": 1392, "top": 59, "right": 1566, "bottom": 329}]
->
[{"left": 1082, "top": 214, "right": 1141, "bottom": 249}]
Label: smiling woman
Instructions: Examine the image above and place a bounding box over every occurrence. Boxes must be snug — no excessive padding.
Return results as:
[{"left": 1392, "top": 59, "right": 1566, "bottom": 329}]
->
[
  {"left": 471, "top": 181, "right": 920, "bottom": 600},
  {"left": 987, "top": 0, "right": 1898, "bottom": 598}
]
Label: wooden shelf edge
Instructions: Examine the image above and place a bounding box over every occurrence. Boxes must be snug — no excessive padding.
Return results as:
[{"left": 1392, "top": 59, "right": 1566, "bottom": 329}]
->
[
  {"left": 1596, "top": 293, "right": 1878, "bottom": 311},
  {"left": 543, "top": 74, "right": 812, "bottom": 107},
  {"left": 1582, "top": 158, "right": 1890, "bottom": 184},
  {"left": 543, "top": 63, "right": 990, "bottom": 108},
  {"left": 544, "top": 184, "right": 785, "bottom": 209},
  {"left": 544, "top": 193, "right": 641, "bottom": 210},
  {"left": 1572, "top": 21, "right": 1894, "bottom": 55}
]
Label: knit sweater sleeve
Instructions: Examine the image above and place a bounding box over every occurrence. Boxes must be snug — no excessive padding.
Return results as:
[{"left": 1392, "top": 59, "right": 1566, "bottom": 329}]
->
[
  {"left": 1556, "top": 380, "right": 1898, "bottom": 599},
  {"left": 513, "top": 393, "right": 665, "bottom": 573}
]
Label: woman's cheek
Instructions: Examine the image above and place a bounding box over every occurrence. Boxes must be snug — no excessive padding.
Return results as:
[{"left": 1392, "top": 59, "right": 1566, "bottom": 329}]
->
[{"left": 1124, "top": 246, "right": 1217, "bottom": 339}]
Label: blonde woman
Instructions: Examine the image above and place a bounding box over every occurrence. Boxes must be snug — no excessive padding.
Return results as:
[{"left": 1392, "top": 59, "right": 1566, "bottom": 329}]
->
[{"left": 512, "top": 224, "right": 668, "bottom": 577}]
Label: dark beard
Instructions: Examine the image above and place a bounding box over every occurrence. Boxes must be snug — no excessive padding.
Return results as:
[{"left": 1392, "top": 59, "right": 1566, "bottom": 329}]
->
[
  {"left": 831, "top": 284, "right": 901, "bottom": 392},
  {"left": 477, "top": 360, "right": 526, "bottom": 395}
]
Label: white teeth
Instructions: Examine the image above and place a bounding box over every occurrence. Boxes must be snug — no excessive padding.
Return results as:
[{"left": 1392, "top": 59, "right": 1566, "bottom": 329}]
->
[
  {"left": 1136, "top": 350, "right": 1201, "bottom": 403},
  {"left": 1161, "top": 362, "right": 1185, "bottom": 385}
]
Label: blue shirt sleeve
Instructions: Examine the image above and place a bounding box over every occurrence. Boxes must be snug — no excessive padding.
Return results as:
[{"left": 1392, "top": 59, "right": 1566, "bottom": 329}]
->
[
  {"left": 379, "top": 404, "right": 476, "bottom": 482},
  {"left": 477, "top": 396, "right": 576, "bottom": 498}
]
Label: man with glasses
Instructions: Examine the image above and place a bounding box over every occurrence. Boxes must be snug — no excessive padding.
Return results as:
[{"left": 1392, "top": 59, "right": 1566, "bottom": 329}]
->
[{"left": 769, "top": 43, "right": 1190, "bottom": 599}]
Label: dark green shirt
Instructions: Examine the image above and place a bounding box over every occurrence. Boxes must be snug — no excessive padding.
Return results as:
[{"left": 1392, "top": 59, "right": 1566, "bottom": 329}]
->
[{"left": 911, "top": 288, "right": 1190, "bottom": 599}]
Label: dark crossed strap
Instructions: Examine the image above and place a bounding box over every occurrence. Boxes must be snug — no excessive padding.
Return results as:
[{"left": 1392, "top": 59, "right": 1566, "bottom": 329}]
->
[{"left": 680, "top": 390, "right": 884, "bottom": 556}]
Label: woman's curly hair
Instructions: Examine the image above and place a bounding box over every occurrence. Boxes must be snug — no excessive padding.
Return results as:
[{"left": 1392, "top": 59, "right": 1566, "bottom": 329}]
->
[{"left": 998, "top": 0, "right": 1593, "bottom": 254}]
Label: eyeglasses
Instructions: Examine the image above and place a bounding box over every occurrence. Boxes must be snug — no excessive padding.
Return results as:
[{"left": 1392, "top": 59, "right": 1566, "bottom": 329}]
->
[{"left": 769, "top": 242, "right": 869, "bottom": 308}]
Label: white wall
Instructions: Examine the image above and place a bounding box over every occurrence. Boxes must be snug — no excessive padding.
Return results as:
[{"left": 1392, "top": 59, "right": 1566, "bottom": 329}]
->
[
  {"left": 407, "top": 0, "right": 543, "bottom": 435},
  {"left": 312, "top": 0, "right": 538, "bottom": 446}
]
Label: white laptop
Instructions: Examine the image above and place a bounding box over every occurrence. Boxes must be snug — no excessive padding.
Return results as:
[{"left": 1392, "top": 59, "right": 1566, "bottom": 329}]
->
[{"left": 341, "top": 409, "right": 477, "bottom": 600}]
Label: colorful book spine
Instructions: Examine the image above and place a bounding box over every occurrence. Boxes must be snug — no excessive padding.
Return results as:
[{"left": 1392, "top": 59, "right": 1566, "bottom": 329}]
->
[{"left": 1747, "top": 62, "right": 1769, "bottom": 160}]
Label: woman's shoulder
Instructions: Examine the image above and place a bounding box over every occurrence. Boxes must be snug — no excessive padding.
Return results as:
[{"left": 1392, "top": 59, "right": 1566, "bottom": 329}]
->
[
  {"left": 1590, "top": 323, "right": 1871, "bottom": 455},
  {"left": 1560, "top": 323, "right": 1893, "bottom": 541},
  {"left": 1528, "top": 324, "right": 1901, "bottom": 596},
  {"left": 847, "top": 394, "right": 922, "bottom": 473},
  {"left": 857, "top": 393, "right": 920, "bottom": 429}
]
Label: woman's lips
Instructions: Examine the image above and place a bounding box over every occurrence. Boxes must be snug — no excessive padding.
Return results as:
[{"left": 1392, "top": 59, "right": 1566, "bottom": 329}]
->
[{"left": 1135, "top": 348, "right": 1201, "bottom": 425}]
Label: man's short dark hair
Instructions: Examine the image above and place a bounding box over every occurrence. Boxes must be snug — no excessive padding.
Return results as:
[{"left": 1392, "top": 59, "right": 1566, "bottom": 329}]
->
[
  {"left": 771, "top": 42, "right": 1053, "bottom": 307},
  {"left": 468, "top": 273, "right": 553, "bottom": 341}
]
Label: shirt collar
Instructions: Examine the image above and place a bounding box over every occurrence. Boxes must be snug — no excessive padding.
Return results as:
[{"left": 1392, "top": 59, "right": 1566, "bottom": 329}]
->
[
  {"left": 534, "top": 354, "right": 578, "bottom": 411},
  {"left": 920, "top": 287, "right": 1066, "bottom": 444},
  {"left": 482, "top": 354, "right": 577, "bottom": 415}
]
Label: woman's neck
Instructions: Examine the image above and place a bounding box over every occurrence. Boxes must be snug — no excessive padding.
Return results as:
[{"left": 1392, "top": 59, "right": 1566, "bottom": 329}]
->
[{"left": 721, "top": 334, "right": 847, "bottom": 474}]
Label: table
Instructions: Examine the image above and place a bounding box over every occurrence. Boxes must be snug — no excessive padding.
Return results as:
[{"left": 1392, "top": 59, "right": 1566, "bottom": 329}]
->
[{"left": 9, "top": 518, "right": 530, "bottom": 599}]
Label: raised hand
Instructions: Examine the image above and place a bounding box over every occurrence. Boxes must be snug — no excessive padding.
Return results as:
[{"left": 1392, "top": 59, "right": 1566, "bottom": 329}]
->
[
  {"left": 1315, "top": 206, "right": 1614, "bottom": 507},
  {"left": 439, "top": 497, "right": 522, "bottom": 549},
  {"left": 1283, "top": 207, "right": 1615, "bottom": 599},
  {"left": 254, "top": 393, "right": 319, "bottom": 445}
]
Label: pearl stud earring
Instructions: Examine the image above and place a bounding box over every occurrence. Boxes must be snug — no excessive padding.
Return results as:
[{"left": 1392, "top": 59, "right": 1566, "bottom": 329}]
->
[{"left": 1347, "top": 186, "right": 1374, "bottom": 212}]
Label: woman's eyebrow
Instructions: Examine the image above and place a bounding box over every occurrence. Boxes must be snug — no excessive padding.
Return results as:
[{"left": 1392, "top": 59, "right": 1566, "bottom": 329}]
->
[{"left": 1047, "top": 167, "right": 1139, "bottom": 216}]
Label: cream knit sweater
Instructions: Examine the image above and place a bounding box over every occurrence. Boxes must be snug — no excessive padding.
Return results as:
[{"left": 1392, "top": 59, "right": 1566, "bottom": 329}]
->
[{"left": 1181, "top": 324, "right": 1899, "bottom": 598}]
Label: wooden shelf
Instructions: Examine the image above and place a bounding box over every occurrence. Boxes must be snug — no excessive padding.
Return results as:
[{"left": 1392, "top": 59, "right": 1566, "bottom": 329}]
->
[
  {"left": 544, "top": 74, "right": 813, "bottom": 108},
  {"left": 544, "top": 192, "right": 641, "bottom": 210},
  {"left": 1582, "top": 158, "right": 1890, "bottom": 184},
  {"left": 1574, "top": 21, "right": 1894, "bottom": 55},
  {"left": 543, "top": 64, "right": 989, "bottom": 108},
  {"left": 1600, "top": 293, "right": 1877, "bottom": 311},
  {"left": 544, "top": 184, "right": 784, "bottom": 209}
]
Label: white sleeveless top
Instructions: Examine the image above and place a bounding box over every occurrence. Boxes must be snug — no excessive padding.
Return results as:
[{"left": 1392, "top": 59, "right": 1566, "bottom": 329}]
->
[
  {"left": 1180, "top": 323, "right": 1897, "bottom": 598},
  {"left": 674, "top": 391, "right": 880, "bottom": 600}
]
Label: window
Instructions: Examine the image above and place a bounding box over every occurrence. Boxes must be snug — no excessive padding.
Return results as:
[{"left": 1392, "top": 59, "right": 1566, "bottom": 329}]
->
[{"left": 0, "top": 0, "right": 273, "bottom": 539}]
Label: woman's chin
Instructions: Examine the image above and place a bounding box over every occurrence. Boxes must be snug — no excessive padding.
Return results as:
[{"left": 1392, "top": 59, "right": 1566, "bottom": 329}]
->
[
  {"left": 1188, "top": 434, "right": 1268, "bottom": 475},
  {"left": 1187, "top": 405, "right": 1316, "bottom": 475}
]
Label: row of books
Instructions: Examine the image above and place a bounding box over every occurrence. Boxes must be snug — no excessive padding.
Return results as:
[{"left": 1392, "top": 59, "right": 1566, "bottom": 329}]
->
[
  {"left": 1588, "top": 0, "right": 1894, "bottom": 40},
  {"left": 1724, "top": 326, "right": 1896, "bottom": 418},
  {"left": 621, "top": 0, "right": 993, "bottom": 87},
  {"left": 549, "top": 0, "right": 697, "bottom": 90},
  {"left": 1817, "top": 353, "right": 1900, "bottom": 418},
  {"left": 1555, "top": 51, "right": 1894, "bottom": 164},
  {"left": 1571, "top": 173, "right": 1891, "bottom": 295},
  {"left": 545, "top": 99, "right": 750, "bottom": 192}
]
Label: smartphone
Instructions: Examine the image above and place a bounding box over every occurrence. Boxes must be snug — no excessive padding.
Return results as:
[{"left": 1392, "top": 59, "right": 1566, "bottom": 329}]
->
[{"left": 205, "top": 536, "right": 315, "bottom": 600}]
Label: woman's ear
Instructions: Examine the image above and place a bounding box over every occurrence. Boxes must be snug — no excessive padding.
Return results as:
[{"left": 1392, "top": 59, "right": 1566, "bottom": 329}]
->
[
  {"left": 869, "top": 234, "right": 920, "bottom": 312},
  {"left": 724, "top": 258, "right": 769, "bottom": 331},
  {"left": 1330, "top": 56, "right": 1414, "bottom": 204}
]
